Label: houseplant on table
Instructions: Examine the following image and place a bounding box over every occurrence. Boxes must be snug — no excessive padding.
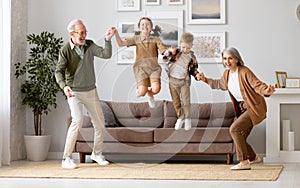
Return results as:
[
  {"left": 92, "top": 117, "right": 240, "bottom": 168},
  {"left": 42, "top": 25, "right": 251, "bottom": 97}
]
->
[{"left": 15, "top": 31, "right": 63, "bottom": 161}]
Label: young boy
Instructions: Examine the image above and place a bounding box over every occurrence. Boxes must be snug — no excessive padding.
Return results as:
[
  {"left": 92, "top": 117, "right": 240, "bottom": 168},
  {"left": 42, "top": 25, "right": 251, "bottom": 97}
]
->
[
  {"left": 114, "top": 17, "right": 167, "bottom": 108},
  {"left": 163, "top": 32, "right": 200, "bottom": 130}
]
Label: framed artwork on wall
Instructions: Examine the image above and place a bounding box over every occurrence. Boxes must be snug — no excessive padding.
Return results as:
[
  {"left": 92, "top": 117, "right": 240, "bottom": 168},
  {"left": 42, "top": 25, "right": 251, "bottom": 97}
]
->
[
  {"left": 116, "top": 20, "right": 137, "bottom": 64},
  {"left": 188, "top": 0, "right": 226, "bottom": 24},
  {"left": 145, "top": 0, "right": 160, "bottom": 5},
  {"left": 146, "top": 10, "right": 183, "bottom": 63},
  {"left": 146, "top": 10, "right": 183, "bottom": 47},
  {"left": 117, "top": 0, "right": 140, "bottom": 11},
  {"left": 192, "top": 32, "right": 226, "bottom": 63},
  {"left": 168, "top": 0, "right": 184, "bottom": 5},
  {"left": 118, "top": 21, "right": 137, "bottom": 37},
  {"left": 117, "top": 46, "right": 136, "bottom": 64}
]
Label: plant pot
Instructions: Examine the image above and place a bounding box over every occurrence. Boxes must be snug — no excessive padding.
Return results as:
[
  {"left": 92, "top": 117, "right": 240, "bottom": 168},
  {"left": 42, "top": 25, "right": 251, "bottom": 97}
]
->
[{"left": 24, "top": 135, "right": 52, "bottom": 161}]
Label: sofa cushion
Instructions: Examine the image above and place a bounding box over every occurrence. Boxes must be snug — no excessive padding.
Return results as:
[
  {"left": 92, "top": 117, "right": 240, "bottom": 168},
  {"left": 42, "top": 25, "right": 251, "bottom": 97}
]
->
[
  {"left": 108, "top": 100, "right": 164, "bottom": 128},
  {"left": 78, "top": 127, "right": 154, "bottom": 143},
  {"left": 164, "top": 101, "right": 235, "bottom": 128},
  {"left": 67, "top": 116, "right": 92, "bottom": 128},
  {"left": 105, "top": 127, "right": 154, "bottom": 142},
  {"left": 67, "top": 101, "right": 119, "bottom": 128},
  {"left": 154, "top": 128, "right": 233, "bottom": 143},
  {"left": 101, "top": 100, "right": 119, "bottom": 127}
]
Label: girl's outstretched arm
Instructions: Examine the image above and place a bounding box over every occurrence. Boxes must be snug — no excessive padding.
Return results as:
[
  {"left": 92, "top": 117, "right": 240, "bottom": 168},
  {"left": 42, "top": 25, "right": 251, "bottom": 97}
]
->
[{"left": 114, "top": 29, "right": 128, "bottom": 47}]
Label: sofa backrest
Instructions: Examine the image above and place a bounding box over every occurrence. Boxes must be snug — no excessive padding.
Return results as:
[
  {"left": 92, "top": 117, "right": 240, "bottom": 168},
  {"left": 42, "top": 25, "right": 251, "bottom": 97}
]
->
[
  {"left": 69, "top": 100, "right": 236, "bottom": 129},
  {"left": 163, "top": 101, "right": 235, "bottom": 128},
  {"left": 107, "top": 100, "right": 164, "bottom": 128}
]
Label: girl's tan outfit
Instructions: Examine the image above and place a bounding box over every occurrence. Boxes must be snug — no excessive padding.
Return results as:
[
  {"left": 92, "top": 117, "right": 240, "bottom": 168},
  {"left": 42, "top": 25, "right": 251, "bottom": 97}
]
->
[{"left": 126, "top": 34, "right": 167, "bottom": 86}]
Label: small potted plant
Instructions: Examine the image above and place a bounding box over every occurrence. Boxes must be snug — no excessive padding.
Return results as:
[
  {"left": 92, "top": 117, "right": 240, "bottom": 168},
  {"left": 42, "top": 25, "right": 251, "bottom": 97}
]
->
[{"left": 15, "top": 31, "right": 63, "bottom": 161}]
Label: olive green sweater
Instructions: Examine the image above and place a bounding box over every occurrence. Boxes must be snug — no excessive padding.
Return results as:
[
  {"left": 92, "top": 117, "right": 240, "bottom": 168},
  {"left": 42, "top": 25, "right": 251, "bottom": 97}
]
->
[{"left": 55, "top": 39, "right": 112, "bottom": 91}]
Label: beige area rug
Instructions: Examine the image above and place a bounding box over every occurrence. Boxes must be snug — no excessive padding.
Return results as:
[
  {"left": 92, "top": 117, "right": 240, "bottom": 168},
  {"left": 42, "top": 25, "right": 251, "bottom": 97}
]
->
[{"left": 0, "top": 162, "right": 283, "bottom": 181}]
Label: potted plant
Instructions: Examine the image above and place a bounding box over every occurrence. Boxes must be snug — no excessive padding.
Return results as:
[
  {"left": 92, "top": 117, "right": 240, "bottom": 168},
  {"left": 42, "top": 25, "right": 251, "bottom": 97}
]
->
[{"left": 15, "top": 31, "right": 63, "bottom": 161}]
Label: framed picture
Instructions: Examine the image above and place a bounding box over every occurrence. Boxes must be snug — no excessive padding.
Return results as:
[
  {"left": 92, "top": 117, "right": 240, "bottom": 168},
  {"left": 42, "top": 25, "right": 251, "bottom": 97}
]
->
[
  {"left": 286, "top": 78, "right": 300, "bottom": 88},
  {"left": 117, "top": 46, "right": 136, "bottom": 64},
  {"left": 146, "top": 11, "right": 183, "bottom": 63},
  {"left": 188, "top": 0, "right": 226, "bottom": 24},
  {"left": 145, "top": 0, "right": 160, "bottom": 5},
  {"left": 168, "top": 0, "right": 184, "bottom": 5},
  {"left": 192, "top": 32, "right": 226, "bottom": 63},
  {"left": 117, "top": 0, "right": 140, "bottom": 11},
  {"left": 275, "top": 71, "right": 287, "bottom": 88},
  {"left": 146, "top": 10, "right": 183, "bottom": 47},
  {"left": 118, "top": 21, "right": 137, "bottom": 37}
]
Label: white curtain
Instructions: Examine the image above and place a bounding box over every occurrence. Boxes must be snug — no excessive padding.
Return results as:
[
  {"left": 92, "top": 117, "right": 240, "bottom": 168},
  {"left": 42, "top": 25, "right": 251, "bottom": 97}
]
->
[{"left": 0, "top": 0, "right": 11, "bottom": 166}]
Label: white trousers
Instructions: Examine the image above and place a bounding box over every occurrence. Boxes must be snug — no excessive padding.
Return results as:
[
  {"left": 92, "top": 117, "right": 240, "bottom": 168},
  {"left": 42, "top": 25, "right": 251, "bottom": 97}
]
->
[{"left": 63, "top": 88, "right": 105, "bottom": 159}]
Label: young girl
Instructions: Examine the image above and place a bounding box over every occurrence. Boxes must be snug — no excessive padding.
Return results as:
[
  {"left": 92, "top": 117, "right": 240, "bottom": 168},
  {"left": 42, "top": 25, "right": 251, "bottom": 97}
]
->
[
  {"left": 162, "top": 32, "right": 200, "bottom": 130},
  {"left": 114, "top": 17, "right": 167, "bottom": 108}
]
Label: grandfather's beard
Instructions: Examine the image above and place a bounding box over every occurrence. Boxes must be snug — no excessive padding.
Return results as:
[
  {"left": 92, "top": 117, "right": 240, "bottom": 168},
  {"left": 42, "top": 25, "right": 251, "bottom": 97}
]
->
[{"left": 75, "top": 38, "right": 85, "bottom": 45}]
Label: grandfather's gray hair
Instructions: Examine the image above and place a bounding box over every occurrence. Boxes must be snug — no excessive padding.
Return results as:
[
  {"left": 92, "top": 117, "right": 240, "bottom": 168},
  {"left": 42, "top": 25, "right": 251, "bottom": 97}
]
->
[
  {"left": 67, "top": 19, "right": 84, "bottom": 32},
  {"left": 222, "top": 47, "right": 244, "bottom": 66}
]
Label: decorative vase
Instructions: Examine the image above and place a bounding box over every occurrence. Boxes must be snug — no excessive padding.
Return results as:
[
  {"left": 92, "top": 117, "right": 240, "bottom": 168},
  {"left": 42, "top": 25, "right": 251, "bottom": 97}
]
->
[{"left": 24, "top": 135, "right": 52, "bottom": 161}]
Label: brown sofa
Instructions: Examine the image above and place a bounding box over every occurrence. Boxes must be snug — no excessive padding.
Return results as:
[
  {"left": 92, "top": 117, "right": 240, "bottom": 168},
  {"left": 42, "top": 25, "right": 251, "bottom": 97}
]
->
[{"left": 70, "top": 100, "right": 236, "bottom": 164}]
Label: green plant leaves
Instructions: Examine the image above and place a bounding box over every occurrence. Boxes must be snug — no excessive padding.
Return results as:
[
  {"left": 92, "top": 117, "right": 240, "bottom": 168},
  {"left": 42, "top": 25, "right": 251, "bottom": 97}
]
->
[{"left": 14, "top": 31, "right": 63, "bottom": 135}]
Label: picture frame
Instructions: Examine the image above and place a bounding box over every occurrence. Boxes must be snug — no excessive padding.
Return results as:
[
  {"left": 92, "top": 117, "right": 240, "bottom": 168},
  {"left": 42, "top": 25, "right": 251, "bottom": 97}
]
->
[
  {"left": 168, "top": 0, "right": 184, "bottom": 5},
  {"left": 146, "top": 10, "right": 183, "bottom": 47},
  {"left": 192, "top": 32, "right": 226, "bottom": 63},
  {"left": 145, "top": 0, "right": 160, "bottom": 5},
  {"left": 117, "top": 46, "right": 136, "bottom": 64},
  {"left": 188, "top": 0, "right": 226, "bottom": 24},
  {"left": 118, "top": 21, "right": 137, "bottom": 37},
  {"left": 117, "top": 0, "right": 140, "bottom": 11},
  {"left": 146, "top": 10, "right": 183, "bottom": 63},
  {"left": 285, "top": 78, "right": 300, "bottom": 88},
  {"left": 275, "top": 71, "right": 287, "bottom": 88}
]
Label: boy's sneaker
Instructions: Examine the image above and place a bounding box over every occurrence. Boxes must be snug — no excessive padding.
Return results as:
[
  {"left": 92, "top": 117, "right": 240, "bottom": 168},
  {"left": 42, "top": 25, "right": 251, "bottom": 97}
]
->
[
  {"left": 62, "top": 157, "right": 77, "bottom": 169},
  {"left": 175, "top": 118, "right": 184, "bottom": 130},
  {"left": 184, "top": 119, "right": 192, "bottom": 131},
  {"left": 91, "top": 152, "right": 110, "bottom": 166},
  {"left": 147, "top": 96, "right": 156, "bottom": 108}
]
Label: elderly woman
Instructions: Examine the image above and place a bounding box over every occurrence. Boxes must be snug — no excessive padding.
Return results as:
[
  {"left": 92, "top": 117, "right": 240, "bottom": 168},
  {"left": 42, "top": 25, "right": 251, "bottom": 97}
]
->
[{"left": 197, "top": 47, "right": 275, "bottom": 170}]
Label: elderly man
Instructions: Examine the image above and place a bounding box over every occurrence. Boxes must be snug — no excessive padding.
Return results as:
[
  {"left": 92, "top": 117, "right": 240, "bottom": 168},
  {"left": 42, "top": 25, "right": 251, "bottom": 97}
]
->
[{"left": 55, "top": 19, "right": 115, "bottom": 169}]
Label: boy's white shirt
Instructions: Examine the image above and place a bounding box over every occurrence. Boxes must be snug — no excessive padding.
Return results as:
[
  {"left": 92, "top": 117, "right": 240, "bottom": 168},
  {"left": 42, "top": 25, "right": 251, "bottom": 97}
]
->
[{"left": 169, "top": 53, "right": 191, "bottom": 79}]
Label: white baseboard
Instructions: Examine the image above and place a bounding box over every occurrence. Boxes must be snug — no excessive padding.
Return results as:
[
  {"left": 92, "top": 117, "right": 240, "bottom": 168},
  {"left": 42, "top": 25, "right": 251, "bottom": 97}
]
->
[
  {"left": 47, "top": 152, "right": 62, "bottom": 160},
  {"left": 47, "top": 152, "right": 80, "bottom": 160}
]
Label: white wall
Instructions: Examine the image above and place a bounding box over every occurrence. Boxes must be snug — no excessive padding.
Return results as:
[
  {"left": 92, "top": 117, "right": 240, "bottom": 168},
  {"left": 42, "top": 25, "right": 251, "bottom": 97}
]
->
[{"left": 27, "top": 0, "right": 300, "bottom": 158}]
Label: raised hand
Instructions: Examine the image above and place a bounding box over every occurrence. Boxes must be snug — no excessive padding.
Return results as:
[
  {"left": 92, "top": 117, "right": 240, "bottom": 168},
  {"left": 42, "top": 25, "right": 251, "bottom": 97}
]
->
[
  {"left": 264, "top": 85, "right": 275, "bottom": 96},
  {"left": 196, "top": 72, "right": 206, "bottom": 81},
  {"left": 105, "top": 27, "right": 116, "bottom": 41}
]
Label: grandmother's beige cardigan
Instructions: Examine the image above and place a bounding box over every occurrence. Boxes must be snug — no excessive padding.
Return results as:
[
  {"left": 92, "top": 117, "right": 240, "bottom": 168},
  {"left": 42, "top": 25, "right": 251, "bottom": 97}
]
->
[{"left": 205, "top": 65, "right": 270, "bottom": 125}]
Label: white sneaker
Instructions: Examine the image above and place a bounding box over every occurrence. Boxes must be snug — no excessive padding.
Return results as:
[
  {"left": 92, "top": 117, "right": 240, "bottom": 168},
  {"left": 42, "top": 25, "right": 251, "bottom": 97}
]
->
[
  {"left": 147, "top": 96, "right": 156, "bottom": 108},
  {"left": 91, "top": 152, "right": 110, "bottom": 166},
  {"left": 174, "top": 118, "right": 184, "bottom": 130},
  {"left": 62, "top": 157, "right": 77, "bottom": 169},
  {"left": 184, "top": 118, "right": 192, "bottom": 131},
  {"left": 230, "top": 162, "right": 251, "bottom": 170}
]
